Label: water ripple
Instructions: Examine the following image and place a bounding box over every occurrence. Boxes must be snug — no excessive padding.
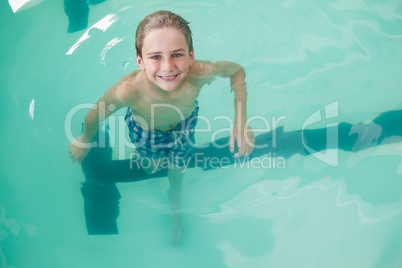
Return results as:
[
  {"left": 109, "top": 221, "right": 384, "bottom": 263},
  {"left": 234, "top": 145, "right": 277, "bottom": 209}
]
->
[
  {"left": 100, "top": 37, "right": 125, "bottom": 66},
  {"left": 248, "top": 0, "right": 402, "bottom": 89},
  {"left": 203, "top": 175, "right": 402, "bottom": 226},
  {"left": 66, "top": 14, "right": 119, "bottom": 56}
]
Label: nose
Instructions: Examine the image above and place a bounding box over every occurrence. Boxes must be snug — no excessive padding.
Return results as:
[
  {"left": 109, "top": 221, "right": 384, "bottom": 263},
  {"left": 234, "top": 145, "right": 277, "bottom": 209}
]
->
[{"left": 162, "top": 58, "right": 174, "bottom": 73}]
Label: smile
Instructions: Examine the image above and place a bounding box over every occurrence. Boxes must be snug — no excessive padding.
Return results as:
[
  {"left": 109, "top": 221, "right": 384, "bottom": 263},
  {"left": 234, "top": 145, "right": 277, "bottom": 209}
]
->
[{"left": 157, "top": 74, "right": 179, "bottom": 82}]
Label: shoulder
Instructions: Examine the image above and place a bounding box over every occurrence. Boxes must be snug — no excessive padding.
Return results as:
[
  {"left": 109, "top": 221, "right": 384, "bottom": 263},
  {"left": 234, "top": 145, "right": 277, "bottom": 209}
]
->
[
  {"left": 189, "top": 60, "right": 243, "bottom": 78},
  {"left": 104, "top": 70, "right": 141, "bottom": 106},
  {"left": 189, "top": 60, "right": 215, "bottom": 76},
  {"left": 188, "top": 60, "right": 218, "bottom": 85},
  {"left": 116, "top": 71, "right": 141, "bottom": 99}
]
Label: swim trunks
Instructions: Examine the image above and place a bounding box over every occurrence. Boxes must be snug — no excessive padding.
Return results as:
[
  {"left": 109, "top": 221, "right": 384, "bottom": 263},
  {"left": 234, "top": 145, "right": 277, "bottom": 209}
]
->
[{"left": 125, "top": 101, "right": 199, "bottom": 167}]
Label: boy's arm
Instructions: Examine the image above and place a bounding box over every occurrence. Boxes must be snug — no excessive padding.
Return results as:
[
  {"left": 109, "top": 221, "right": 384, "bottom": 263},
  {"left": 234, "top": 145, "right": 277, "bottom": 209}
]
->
[
  {"left": 69, "top": 77, "right": 136, "bottom": 163},
  {"left": 82, "top": 81, "right": 132, "bottom": 142},
  {"left": 193, "top": 60, "right": 254, "bottom": 156}
]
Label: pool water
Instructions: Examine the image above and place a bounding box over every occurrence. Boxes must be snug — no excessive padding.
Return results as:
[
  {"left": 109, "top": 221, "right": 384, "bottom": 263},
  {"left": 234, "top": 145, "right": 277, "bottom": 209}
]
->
[{"left": 1, "top": 0, "right": 402, "bottom": 267}]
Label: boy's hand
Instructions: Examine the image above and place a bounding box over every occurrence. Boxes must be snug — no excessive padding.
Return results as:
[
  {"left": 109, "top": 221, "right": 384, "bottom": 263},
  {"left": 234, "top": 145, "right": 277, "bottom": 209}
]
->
[
  {"left": 68, "top": 135, "right": 91, "bottom": 164},
  {"left": 229, "top": 124, "right": 254, "bottom": 157}
]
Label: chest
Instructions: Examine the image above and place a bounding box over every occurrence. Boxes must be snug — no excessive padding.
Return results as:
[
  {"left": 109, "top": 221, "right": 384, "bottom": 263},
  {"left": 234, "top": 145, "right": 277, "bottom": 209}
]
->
[{"left": 130, "top": 89, "right": 199, "bottom": 125}]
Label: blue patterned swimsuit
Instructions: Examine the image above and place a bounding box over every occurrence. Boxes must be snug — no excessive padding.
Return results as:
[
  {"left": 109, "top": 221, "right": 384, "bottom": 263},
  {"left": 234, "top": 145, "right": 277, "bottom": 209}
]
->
[{"left": 124, "top": 101, "right": 199, "bottom": 167}]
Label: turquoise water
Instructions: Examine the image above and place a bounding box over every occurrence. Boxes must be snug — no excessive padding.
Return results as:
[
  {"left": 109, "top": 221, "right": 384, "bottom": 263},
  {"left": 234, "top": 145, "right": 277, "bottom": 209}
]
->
[{"left": 1, "top": 0, "right": 402, "bottom": 267}]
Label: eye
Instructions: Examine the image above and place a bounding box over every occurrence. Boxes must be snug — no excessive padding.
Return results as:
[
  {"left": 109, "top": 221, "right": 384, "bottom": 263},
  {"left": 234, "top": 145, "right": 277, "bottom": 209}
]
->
[
  {"left": 172, "top": 53, "right": 184, "bottom": 58},
  {"left": 150, "top": 55, "right": 161, "bottom": 60}
]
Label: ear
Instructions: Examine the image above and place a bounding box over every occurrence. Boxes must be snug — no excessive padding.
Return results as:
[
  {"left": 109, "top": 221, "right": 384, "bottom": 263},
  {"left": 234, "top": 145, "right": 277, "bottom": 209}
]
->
[
  {"left": 136, "top": 53, "right": 145, "bottom": 71},
  {"left": 188, "top": 49, "right": 195, "bottom": 66}
]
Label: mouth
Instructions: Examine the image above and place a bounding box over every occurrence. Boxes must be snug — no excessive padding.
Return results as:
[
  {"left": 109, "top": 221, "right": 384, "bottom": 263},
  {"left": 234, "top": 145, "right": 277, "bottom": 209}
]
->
[{"left": 157, "top": 74, "right": 180, "bottom": 82}]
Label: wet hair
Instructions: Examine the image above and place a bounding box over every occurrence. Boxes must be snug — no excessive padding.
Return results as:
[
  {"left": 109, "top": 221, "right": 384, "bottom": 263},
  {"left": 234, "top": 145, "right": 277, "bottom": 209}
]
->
[{"left": 135, "top": 10, "right": 193, "bottom": 58}]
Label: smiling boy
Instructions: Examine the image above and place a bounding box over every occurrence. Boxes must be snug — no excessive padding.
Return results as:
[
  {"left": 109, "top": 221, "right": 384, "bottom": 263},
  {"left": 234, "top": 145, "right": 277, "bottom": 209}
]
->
[{"left": 69, "top": 10, "right": 253, "bottom": 245}]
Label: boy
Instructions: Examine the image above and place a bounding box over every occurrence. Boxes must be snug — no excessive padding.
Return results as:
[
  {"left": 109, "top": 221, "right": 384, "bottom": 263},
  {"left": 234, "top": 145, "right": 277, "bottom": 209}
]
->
[{"left": 69, "top": 10, "right": 254, "bottom": 245}]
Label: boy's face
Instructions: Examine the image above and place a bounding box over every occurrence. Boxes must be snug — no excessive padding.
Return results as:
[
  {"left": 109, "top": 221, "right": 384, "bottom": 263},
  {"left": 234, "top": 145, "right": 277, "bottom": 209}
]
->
[{"left": 136, "top": 27, "right": 194, "bottom": 92}]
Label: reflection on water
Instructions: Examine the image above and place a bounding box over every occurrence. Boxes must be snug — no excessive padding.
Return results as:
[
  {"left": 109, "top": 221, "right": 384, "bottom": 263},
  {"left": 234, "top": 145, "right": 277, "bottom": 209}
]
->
[
  {"left": 80, "top": 110, "right": 402, "bottom": 234},
  {"left": 64, "top": 0, "right": 107, "bottom": 33}
]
